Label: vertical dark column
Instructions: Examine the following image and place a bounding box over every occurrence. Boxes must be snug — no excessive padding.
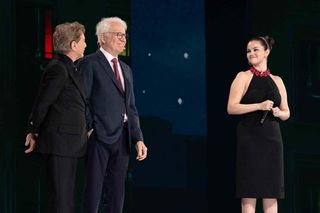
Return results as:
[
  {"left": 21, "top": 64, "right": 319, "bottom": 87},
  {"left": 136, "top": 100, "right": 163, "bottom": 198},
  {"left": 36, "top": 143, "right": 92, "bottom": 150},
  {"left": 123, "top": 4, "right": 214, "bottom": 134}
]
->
[
  {"left": 0, "top": 0, "right": 17, "bottom": 212},
  {"left": 14, "top": 2, "right": 54, "bottom": 212},
  {"left": 205, "top": 0, "right": 249, "bottom": 211}
]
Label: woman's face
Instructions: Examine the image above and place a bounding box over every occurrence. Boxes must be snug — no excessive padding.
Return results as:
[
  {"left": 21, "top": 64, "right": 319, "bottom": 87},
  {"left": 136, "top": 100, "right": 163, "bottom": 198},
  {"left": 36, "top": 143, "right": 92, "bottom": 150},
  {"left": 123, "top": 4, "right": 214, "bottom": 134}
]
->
[{"left": 246, "top": 40, "right": 269, "bottom": 67}]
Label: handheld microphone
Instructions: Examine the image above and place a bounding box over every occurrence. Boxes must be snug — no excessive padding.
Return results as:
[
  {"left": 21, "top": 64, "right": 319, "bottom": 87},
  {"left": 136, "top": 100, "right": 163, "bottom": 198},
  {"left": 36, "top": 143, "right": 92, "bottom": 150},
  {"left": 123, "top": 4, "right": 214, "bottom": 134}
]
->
[
  {"left": 260, "top": 110, "right": 269, "bottom": 124},
  {"left": 260, "top": 93, "right": 275, "bottom": 124}
]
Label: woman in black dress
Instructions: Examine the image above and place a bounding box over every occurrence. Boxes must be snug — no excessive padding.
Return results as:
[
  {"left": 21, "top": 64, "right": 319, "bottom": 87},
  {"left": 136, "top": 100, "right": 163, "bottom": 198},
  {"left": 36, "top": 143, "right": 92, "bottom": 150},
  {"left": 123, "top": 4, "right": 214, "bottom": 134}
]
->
[{"left": 227, "top": 36, "right": 290, "bottom": 213}]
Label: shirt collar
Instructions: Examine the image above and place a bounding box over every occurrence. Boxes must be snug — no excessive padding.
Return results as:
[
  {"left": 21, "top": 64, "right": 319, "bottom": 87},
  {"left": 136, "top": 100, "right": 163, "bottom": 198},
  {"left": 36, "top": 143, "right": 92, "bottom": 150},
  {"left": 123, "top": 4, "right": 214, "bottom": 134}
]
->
[
  {"left": 100, "top": 47, "right": 118, "bottom": 63},
  {"left": 56, "top": 53, "right": 77, "bottom": 70}
]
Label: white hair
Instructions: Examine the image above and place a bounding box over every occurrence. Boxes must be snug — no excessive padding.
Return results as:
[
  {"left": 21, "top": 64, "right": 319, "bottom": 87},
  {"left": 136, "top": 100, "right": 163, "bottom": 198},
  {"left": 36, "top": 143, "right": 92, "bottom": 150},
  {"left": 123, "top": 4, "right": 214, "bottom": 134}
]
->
[{"left": 96, "top": 17, "right": 127, "bottom": 46}]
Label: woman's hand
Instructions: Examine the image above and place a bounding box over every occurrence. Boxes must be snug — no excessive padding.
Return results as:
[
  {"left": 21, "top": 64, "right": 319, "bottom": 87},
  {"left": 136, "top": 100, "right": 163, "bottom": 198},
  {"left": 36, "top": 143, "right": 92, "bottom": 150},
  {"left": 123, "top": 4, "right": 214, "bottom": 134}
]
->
[{"left": 260, "top": 100, "right": 274, "bottom": 111}]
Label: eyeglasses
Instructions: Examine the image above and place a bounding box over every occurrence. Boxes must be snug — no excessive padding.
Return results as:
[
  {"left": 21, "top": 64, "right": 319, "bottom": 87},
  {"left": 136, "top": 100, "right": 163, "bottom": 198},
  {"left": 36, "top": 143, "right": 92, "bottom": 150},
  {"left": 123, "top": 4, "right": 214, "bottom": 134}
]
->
[{"left": 105, "top": 32, "right": 128, "bottom": 40}]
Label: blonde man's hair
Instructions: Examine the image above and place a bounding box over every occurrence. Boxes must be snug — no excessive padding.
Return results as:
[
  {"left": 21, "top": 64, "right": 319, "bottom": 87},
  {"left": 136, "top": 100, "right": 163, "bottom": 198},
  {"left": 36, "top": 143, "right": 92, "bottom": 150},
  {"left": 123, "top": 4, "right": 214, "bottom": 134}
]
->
[{"left": 53, "top": 21, "right": 85, "bottom": 54}]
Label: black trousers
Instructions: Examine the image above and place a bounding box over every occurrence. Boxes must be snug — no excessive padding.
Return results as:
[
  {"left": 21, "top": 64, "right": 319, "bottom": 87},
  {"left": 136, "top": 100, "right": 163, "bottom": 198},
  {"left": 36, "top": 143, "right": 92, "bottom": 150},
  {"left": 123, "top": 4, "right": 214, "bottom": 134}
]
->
[
  {"left": 44, "top": 154, "right": 78, "bottom": 213},
  {"left": 82, "top": 125, "right": 130, "bottom": 213}
]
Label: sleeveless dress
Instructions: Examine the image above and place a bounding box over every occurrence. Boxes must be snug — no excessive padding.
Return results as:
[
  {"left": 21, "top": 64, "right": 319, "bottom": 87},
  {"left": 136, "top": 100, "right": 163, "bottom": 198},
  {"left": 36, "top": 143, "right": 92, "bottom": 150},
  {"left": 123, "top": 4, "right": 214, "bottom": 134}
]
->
[{"left": 236, "top": 71, "right": 285, "bottom": 198}]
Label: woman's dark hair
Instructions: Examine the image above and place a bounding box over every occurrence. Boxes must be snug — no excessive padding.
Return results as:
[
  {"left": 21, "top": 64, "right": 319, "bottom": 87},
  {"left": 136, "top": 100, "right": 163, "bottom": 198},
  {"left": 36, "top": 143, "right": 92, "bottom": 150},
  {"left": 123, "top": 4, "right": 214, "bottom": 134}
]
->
[{"left": 249, "top": 35, "right": 275, "bottom": 51}]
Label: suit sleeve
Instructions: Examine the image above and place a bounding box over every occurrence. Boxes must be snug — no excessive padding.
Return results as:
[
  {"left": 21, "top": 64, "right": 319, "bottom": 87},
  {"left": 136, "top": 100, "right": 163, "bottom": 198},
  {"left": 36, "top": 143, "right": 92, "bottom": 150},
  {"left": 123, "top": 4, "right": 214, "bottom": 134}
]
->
[
  {"left": 28, "top": 64, "right": 68, "bottom": 133},
  {"left": 78, "top": 59, "right": 94, "bottom": 130},
  {"left": 127, "top": 68, "right": 144, "bottom": 143}
]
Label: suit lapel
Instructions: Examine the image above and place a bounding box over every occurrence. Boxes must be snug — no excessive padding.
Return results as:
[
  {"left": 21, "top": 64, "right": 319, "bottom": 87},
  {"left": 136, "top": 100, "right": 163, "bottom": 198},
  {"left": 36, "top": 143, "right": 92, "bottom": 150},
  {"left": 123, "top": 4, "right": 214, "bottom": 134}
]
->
[
  {"left": 58, "top": 54, "right": 86, "bottom": 102},
  {"left": 67, "top": 66, "right": 86, "bottom": 102},
  {"left": 96, "top": 50, "right": 125, "bottom": 96},
  {"left": 119, "top": 60, "right": 131, "bottom": 101}
]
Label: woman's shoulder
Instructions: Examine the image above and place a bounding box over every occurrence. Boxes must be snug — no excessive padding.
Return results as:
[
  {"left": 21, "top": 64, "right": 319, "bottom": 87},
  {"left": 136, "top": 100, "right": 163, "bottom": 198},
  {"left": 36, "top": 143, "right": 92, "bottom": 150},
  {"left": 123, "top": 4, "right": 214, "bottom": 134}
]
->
[
  {"left": 231, "top": 70, "right": 253, "bottom": 87},
  {"left": 235, "top": 70, "right": 252, "bottom": 79},
  {"left": 270, "top": 74, "right": 283, "bottom": 84}
]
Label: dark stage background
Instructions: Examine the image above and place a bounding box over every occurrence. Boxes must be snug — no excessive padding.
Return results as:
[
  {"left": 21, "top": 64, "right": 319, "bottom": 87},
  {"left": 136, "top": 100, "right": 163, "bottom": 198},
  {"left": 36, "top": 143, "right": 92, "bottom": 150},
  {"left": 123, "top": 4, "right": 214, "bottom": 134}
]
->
[{"left": 1, "top": 0, "right": 320, "bottom": 212}]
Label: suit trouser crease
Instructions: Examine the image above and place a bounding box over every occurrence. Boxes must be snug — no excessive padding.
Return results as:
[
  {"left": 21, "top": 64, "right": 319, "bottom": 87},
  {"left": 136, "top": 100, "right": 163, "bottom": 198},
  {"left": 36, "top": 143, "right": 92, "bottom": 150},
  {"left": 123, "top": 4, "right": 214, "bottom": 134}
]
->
[
  {"left": 83, "top": 127, "right": 129, "bottom": 213},
  {"left": 45, "top": 154, "right": 78, "bottom": 213}
]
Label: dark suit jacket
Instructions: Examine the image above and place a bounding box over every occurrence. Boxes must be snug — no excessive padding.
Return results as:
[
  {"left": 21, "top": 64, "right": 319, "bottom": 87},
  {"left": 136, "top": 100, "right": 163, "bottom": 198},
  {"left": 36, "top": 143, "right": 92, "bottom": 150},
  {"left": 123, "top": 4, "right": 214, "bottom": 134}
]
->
[
  {"left": 28, "top": 54, "right": 87, "bottom": 157},
  {"left": 77, "top": 50, "right": 143, "bottom": 148}
]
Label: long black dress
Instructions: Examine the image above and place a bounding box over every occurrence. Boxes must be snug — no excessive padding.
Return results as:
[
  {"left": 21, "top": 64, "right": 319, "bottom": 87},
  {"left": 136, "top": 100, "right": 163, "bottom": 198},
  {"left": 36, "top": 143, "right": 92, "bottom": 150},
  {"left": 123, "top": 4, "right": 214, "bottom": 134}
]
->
[{"left": 236, "top": 71, "right": 284, "bottom": 198}]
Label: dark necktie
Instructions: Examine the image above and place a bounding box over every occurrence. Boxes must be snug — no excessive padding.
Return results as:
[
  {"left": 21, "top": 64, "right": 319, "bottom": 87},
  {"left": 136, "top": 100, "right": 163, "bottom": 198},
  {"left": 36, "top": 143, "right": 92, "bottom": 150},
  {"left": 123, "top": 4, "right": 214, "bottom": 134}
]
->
[{"left": 111, "top": 58, "right": 123, "bottom": 91}]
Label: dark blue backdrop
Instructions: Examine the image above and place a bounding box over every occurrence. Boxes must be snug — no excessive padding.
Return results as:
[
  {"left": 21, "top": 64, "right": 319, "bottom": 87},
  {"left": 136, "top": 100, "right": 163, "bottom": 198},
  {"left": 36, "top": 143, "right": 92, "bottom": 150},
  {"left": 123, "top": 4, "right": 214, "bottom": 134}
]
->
[{"left": 131, "top": 0, "right": 206, "bottom": 136}]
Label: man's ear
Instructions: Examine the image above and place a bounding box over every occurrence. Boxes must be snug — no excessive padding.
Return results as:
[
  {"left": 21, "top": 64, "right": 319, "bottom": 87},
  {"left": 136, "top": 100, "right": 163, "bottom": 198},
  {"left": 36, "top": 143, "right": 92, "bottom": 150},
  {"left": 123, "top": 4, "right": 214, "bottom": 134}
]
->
[
  {"left": 101, "top": 35, "right": 108, "bottom": 45},
  {"left": 70, "top": 40, "right": 77, "bottom": 50}
]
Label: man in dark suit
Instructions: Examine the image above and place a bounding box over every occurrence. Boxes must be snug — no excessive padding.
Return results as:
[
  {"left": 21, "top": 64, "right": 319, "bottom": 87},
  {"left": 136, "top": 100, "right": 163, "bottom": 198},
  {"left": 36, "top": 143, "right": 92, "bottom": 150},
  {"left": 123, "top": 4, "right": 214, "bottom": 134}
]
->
[
  {"left": 78, "top": 17, "right": 148, "bottom": 213},
  {"left": 24, "top": 21, "right": 87, "bottom": 213}
]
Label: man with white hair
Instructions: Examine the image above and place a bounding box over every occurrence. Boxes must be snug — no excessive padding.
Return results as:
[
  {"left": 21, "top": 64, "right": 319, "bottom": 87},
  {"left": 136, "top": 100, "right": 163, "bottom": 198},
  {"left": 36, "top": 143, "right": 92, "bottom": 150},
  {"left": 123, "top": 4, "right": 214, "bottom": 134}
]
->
[{"left": 78, "top": 17, "right": 147, "bottom": 213}]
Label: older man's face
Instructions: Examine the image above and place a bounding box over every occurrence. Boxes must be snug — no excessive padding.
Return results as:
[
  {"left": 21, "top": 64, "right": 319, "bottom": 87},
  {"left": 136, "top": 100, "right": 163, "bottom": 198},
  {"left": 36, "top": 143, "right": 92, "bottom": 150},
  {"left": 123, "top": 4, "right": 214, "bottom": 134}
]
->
[{"left": 102, "top": 23, "right": 126, "bottom": 56}]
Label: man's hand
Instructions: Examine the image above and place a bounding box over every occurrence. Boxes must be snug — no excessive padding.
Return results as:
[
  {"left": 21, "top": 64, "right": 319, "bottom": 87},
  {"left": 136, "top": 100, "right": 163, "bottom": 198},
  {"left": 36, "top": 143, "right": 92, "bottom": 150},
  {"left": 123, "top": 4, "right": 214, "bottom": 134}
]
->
[
  {"left": 135, "top": 141, "right": 147, "bottom": 161},
  {"left": 25, "top": 133, "right": 37, "bottom": 153}
]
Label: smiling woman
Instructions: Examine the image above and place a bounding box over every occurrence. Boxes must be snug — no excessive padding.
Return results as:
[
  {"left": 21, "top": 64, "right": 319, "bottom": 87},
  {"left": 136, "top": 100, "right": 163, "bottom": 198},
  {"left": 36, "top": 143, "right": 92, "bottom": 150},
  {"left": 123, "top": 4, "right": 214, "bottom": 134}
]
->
[{"left": 227, "top": 35, "right": 290, "bottom": 213}]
